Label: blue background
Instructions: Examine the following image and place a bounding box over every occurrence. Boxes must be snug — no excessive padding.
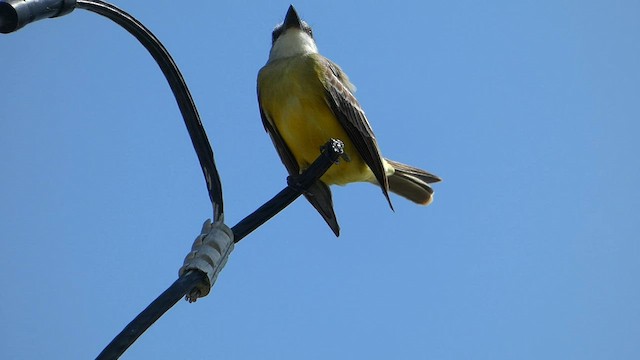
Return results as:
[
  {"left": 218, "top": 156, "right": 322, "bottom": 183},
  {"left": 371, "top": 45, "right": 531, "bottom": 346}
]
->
[{"left": 2, "top": 1, "right": 639, "bottom": 358}]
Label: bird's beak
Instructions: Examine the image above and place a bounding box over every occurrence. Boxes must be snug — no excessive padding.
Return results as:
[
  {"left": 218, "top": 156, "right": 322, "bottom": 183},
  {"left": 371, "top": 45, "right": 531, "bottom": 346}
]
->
[{"left": 283, "top": 5, "right": 303, "bottom": 30}]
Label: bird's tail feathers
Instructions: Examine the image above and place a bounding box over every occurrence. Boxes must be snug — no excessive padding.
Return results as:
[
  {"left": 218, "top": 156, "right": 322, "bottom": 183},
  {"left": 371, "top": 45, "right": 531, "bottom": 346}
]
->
[{"left": 385, "top": 158, "right": 441, "bottom": 205}]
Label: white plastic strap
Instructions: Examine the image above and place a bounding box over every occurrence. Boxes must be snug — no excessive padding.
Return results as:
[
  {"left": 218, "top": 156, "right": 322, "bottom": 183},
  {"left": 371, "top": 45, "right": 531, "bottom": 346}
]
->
[{"left": 179, "top": 217, "right": 234, "bottom": 300}]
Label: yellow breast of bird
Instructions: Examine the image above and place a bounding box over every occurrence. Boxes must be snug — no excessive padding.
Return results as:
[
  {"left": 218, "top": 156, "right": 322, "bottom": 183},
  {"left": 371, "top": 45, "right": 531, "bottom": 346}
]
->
[{"left": 258, "top": 54, "right": 372, "bottom": 185}]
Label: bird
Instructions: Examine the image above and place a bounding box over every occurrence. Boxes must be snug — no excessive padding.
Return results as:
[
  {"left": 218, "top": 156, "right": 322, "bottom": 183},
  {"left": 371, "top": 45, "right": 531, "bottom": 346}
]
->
[{"left": 257, "top": 5, "right": 440, "bottom": 236}]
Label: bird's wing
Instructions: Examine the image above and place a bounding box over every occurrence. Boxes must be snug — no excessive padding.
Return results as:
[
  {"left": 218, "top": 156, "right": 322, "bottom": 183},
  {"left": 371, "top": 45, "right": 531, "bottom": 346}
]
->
[
  {"left": 258, "top": 93, "right": 341, "bottom": 236},
  {"left": 320, "top": 57, "right": 393, "bottom": 209}
]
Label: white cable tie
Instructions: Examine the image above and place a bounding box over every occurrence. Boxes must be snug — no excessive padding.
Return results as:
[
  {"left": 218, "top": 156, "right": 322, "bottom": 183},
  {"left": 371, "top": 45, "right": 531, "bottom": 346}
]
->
[{"left": 179, "top": 216, "right": 234, "bottom": 301}]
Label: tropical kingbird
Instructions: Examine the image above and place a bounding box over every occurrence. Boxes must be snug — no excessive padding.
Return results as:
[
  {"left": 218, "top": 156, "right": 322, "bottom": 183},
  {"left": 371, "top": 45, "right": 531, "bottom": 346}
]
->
[{"left": 257, "top": 5, "right": 440, "bottom": 236}]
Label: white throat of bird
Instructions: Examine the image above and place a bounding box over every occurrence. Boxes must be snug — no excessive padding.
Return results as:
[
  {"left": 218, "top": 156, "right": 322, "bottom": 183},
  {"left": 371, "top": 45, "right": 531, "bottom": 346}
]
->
[{"left": 268, "top": 28, "right": 319, "bottom": 62}]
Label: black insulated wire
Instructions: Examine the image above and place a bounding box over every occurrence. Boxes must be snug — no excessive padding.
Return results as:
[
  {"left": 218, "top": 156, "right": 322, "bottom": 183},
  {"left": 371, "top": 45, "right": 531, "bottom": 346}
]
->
[
  {"left": 2, "top": 2, "right": 345, "bottom": 358},
  {"left": 75, "top": 0, "right": 224, "bottom": 220}
]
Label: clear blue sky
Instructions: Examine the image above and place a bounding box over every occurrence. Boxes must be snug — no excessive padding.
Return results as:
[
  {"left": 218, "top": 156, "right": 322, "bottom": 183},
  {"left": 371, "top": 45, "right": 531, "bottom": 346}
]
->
[{"left": 2, "top": 1, "right": 639, "bottom": 359}]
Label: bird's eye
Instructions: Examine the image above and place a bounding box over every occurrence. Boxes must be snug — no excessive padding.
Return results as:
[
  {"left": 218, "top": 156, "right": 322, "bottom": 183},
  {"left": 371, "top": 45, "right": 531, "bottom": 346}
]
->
[{"left": 272, "top": 28, "right": 283, "bottom": 44}]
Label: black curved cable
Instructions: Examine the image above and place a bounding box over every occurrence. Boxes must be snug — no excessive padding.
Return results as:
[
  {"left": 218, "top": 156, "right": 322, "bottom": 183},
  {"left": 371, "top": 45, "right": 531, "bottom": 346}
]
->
[
  {"left": 75, "top": 0, "right": 224, "bottom": 220},
  {"left": 2, "top": 2, "right": 345, "bottom": 358}
]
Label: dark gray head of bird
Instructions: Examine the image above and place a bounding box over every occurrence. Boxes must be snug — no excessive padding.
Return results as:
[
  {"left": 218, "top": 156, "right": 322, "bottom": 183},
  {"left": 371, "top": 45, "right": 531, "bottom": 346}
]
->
[{"left": 271, "top": 5, "right": 314, "bottom": 44}]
